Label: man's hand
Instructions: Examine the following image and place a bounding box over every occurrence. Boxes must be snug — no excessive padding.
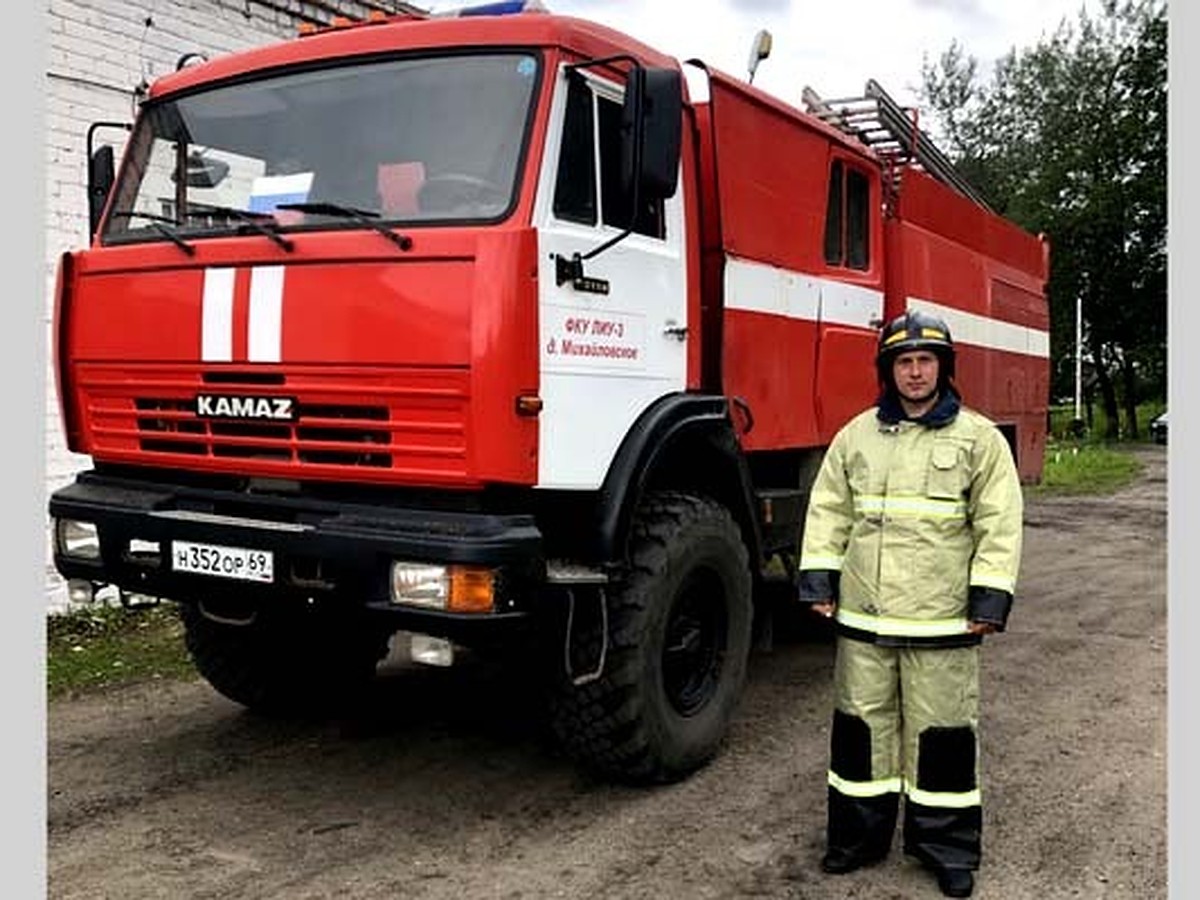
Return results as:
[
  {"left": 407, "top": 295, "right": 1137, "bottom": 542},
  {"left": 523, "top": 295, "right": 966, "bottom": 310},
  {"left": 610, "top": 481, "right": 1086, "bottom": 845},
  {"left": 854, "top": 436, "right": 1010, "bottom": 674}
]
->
[
  {"left": 812, "top": 600, "right": 836, "bottom": 619},
  {"left": 967, "top": 621, "right": 997, "bottom": 636}
]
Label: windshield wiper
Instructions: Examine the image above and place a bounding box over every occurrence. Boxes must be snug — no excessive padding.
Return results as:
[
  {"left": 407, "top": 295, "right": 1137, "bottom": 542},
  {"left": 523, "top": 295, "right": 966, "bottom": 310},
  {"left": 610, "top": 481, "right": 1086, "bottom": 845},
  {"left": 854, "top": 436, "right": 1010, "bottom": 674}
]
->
[
  {"left": 276, "top": 202, "right": 413, "bottom": 251},
  {"left": 186, "top": 202, "right": 294, "bottom": 252},
  {"left": 108, "top": 211, "right": 195, "bottom": 256}
]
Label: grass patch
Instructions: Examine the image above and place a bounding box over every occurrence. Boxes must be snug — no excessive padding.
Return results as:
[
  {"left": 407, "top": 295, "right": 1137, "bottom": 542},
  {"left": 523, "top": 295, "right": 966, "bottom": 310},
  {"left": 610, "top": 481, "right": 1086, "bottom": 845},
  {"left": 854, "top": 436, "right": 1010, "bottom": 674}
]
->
[
  {"left": 1048, "top": 399, "right": 1166, "bottom": 443},
  {"left": 1031, "top": 442, "right": 1143, "bottom": 496},
  {"left": 47, "top": 602, "right": 195, "bottom": 700}
]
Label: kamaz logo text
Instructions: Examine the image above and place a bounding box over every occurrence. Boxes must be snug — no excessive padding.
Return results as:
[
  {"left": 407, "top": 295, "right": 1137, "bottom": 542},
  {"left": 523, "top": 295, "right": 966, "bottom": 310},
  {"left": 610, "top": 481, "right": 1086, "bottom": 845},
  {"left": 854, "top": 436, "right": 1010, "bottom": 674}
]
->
[{"left": 195, "top": 395, "right": 296, "bottom": 421}]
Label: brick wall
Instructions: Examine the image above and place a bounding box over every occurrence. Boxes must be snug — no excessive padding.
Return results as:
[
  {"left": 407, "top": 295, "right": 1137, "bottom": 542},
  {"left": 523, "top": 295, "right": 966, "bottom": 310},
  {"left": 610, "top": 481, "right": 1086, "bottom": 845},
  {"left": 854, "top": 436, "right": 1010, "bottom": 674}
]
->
[{"left": 44, "top": 0, "right": 423, "bottom": 612}]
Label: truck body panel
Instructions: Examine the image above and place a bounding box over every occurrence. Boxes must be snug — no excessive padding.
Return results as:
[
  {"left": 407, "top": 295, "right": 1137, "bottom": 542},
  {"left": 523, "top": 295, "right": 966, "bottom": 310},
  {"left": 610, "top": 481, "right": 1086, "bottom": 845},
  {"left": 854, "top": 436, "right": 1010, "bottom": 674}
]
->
[
  {"left": 698, "top": 70, "right": 888, "bottom": 451},
  {"left": 886, "top": 169, "right": 1050, "bottom": 480}
]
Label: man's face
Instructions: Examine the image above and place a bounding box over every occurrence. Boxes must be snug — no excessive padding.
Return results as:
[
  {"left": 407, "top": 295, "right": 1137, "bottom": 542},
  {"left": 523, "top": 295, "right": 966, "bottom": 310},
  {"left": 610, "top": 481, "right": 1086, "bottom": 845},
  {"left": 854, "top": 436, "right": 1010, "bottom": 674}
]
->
[{"left": 892, "top": 349, "right": 940, "bottom": 403}]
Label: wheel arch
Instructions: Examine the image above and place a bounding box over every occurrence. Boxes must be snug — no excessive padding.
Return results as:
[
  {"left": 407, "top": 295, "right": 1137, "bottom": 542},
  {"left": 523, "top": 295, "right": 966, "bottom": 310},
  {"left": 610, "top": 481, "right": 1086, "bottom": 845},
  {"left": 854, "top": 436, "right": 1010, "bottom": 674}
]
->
[{"left": 595, "top": 392, "right": 762, "bottom": 566}]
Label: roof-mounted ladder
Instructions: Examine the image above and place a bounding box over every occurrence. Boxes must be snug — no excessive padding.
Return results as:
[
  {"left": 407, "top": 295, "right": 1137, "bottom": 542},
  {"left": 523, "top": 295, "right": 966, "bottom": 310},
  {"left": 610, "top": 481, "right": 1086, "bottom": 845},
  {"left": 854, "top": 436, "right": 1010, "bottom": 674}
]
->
[{"left": 801, "top": 78, "right": 991, "bottom": 211}]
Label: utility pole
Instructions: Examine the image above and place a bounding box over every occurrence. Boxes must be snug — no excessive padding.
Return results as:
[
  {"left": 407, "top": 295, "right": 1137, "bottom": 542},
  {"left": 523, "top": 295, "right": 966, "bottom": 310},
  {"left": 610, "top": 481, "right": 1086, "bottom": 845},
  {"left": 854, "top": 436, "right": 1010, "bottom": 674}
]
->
[{"left": 1073, "top": 295, "right": 1085, "bottom": 437}]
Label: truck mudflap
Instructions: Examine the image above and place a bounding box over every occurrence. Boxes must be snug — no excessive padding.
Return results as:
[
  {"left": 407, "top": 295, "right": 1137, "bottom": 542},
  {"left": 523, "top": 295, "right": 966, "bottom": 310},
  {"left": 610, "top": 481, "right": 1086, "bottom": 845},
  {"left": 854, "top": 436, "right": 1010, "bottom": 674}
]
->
[{"left": 49, "top": 470, "right": 544, "bottom": 644}]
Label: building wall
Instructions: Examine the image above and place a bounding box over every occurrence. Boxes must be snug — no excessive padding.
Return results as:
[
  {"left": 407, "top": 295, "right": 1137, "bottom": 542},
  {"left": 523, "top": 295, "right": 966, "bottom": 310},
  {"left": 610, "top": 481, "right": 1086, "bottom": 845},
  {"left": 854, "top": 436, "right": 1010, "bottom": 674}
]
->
[{"left": 44, "top": 0, "right": 421, "bottom": 613}]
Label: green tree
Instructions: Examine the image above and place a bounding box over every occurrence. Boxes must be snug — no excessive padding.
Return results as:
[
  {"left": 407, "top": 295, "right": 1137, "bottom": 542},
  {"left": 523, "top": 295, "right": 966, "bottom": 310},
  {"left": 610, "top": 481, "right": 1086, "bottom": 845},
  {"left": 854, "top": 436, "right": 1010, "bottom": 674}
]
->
[{"left": 920, "top": 0, "right": 1166, "bottom": 439}]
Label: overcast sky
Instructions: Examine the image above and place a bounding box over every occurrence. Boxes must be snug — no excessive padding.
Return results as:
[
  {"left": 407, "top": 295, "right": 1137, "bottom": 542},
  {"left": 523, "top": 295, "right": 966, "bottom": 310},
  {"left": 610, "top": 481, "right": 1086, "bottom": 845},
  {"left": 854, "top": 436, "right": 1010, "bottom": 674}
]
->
[{"left": 443, "top": 0, "right": 1104, "bottom": 118}]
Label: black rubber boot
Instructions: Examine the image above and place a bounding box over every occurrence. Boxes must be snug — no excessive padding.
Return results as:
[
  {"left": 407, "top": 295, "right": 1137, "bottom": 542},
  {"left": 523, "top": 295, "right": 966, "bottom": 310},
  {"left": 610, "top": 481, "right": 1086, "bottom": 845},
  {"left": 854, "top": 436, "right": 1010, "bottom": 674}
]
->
[
  {"left": 904, "top": 801, "right": 981, "bottom": 896},
  {"left": 821, "top": 846, "right": 887, "bottom": 874},
  {"left": 934, "top": 867, "right": 974, "bottom": 897}
]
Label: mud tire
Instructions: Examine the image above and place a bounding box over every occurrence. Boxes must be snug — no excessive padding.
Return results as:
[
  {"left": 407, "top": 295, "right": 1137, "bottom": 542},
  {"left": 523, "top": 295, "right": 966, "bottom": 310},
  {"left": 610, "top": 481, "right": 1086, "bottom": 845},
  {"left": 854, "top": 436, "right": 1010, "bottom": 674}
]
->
[
  {"left": 550, "top": 492, "right": 753, "bottom": 783},
  {"left": 180, "top": 601, "right": 389, "bottom": 717}
]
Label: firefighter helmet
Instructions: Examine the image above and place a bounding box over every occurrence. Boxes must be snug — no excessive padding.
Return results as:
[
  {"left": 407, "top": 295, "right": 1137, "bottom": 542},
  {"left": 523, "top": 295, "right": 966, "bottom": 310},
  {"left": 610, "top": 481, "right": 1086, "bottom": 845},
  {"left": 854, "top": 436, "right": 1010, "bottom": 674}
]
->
[{"left": 875, "top": 310, "right": 956, "bottom": 384}]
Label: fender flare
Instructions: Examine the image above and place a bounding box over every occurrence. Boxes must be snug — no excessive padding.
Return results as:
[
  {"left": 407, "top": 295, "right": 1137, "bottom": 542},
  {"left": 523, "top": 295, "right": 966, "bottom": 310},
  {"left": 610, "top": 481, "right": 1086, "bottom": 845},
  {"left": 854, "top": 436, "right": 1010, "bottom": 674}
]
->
[{"left": 594, "top": 392, "right": 762, "bottom": 563}]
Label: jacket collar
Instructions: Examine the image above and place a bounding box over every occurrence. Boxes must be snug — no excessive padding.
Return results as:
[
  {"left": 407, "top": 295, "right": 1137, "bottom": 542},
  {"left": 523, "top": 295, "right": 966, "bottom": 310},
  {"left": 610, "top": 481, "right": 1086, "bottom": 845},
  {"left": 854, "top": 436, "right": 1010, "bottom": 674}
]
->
[{"left": 876, "top": 386, "right": 961, "bottom": 428}]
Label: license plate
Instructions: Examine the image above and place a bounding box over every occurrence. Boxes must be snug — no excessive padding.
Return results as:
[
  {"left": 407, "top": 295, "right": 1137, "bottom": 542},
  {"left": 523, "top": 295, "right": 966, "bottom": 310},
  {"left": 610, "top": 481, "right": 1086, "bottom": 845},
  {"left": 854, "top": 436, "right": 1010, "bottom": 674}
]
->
[{"left": 172, "top": 541, "right": 274, "bottom": 583}]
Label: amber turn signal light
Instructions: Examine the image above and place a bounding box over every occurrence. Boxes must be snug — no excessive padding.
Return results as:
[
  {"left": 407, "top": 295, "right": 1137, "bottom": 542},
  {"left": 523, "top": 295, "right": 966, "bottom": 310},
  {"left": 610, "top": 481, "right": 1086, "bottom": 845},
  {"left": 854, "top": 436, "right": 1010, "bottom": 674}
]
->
[
  {"left": 448, "top": 567, "right": 495, "bottom": 613},
  {"left": 515, "top": 394, "right": 544, "bottom": 416}
]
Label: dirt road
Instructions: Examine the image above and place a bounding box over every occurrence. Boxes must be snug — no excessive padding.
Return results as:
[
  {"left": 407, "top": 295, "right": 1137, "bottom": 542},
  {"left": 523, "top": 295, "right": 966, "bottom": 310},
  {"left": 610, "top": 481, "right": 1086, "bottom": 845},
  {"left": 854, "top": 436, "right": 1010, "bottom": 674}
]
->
[{"left": 47, "top": 447, "right": 1167, "bottom": 899}]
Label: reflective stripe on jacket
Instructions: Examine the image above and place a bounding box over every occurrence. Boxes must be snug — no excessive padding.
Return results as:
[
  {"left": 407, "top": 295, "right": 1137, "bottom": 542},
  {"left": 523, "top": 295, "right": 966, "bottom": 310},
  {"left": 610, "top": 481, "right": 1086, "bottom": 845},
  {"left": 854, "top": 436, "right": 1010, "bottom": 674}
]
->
[{"left": 798, "top": 403, "right": 1023, "bottom": 643}]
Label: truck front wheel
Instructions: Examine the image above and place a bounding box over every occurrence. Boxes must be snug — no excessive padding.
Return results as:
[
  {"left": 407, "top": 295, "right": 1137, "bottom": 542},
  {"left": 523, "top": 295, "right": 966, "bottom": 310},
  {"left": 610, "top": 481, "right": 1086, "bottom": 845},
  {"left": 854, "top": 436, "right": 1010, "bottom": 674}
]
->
[
  {"left": 550, "top": 492, "right": 753, "bottom": 783},
  {"left": 180, "top": 601, "right": 389, "bottom": 717}
]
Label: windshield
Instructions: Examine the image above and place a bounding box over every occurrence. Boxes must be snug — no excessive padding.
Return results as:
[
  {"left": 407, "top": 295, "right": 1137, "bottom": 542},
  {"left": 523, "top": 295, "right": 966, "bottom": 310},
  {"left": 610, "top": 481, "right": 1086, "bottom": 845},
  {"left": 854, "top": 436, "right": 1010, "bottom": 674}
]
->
[{"left": 102, "top": 52, "right": 541, "bottom": 244}]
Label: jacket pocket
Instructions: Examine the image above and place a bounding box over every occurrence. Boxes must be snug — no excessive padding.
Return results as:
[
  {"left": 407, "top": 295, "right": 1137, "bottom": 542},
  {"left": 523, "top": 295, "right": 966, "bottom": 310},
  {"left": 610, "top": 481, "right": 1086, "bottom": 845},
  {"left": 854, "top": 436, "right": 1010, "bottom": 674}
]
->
[{"left": 926, "top": 441, "right": 967, "bottom": 500}]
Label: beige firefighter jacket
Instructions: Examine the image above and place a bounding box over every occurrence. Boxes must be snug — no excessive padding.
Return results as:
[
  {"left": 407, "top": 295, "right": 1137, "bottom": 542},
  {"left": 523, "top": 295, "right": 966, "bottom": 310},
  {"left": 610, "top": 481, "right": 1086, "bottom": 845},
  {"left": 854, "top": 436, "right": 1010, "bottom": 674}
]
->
[{"left": 798, "top": 401, "right": 1023, "bottom": 646}]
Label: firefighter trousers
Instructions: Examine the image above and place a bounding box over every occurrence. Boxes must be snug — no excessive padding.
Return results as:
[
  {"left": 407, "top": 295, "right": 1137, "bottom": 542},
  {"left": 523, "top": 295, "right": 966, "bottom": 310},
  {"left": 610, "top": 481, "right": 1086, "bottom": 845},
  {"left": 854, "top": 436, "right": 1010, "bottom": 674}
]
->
[{"left": 825, "top": 635, "right": 982, "bottom": 872}]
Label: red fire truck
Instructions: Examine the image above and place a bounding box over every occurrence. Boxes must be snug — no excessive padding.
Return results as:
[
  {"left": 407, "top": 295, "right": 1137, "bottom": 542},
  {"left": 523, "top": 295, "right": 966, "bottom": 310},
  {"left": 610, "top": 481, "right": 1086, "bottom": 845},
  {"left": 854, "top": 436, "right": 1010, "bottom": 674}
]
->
[{"left": 50, "top": 1, "right": 1050, "bottom": 783}]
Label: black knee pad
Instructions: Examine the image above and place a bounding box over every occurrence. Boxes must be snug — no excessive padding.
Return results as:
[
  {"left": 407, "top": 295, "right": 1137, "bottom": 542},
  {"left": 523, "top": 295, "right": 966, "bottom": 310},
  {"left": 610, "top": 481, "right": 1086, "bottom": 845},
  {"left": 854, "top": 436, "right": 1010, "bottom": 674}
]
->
[
  {"left": 916, "top": 726, "right": 976, "bottom": 793},
  {"left": 831, "top": 710, "right": 873, "bottom": 782}
]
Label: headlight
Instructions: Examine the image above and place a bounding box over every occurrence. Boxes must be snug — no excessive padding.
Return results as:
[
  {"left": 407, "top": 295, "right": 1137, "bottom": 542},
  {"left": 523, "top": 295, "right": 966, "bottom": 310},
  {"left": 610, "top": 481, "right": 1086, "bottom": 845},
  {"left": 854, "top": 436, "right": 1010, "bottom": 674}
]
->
[
  {"left": 55, "top": 519, "right": 100, "bottom": 560},
  {"left": 390, "top": 562, "right": 495, "bottom": 612},
  {"left": 390, "top": 563, "right": 449, "bottom": 608}
]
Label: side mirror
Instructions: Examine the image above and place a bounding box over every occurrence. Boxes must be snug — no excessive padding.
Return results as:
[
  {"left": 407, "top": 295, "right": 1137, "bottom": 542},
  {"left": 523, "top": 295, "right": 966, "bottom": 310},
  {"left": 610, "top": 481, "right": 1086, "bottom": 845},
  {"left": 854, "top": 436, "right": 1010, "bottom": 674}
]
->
[
  {"left": 87, "top": 145, "right": 116, "bottom": 238},
  {"left": 621, "top": 66, "right": 682, "bottom": 201},
  {"left": 86, "top": 121, "right": 132, "bottom": 238}
]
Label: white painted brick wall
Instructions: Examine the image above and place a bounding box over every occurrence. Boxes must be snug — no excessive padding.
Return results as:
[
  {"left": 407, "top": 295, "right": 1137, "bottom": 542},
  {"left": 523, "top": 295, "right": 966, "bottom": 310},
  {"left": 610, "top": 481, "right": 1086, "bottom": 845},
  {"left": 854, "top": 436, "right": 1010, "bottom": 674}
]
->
[{"left": 44, "top": 0, "right": 422, "bottom": 613}]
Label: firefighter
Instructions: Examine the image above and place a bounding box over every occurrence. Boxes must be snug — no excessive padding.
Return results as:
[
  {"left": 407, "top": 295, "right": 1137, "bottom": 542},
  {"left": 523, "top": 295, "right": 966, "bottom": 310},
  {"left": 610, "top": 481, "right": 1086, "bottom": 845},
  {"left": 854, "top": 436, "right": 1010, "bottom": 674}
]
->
[{"left": 796, "top": 310, "right": 1023, "bottom": 898}]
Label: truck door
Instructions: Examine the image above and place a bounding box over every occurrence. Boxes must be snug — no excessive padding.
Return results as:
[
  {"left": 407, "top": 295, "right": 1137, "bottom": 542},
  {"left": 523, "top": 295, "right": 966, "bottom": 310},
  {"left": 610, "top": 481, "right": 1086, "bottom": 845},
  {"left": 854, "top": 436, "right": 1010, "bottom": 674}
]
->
[
  {"left": 532, "top": 66, "right": 688, "bottom": 490},
  {"left": 814, "top": 152, "right": 885, "bottom": 440}
]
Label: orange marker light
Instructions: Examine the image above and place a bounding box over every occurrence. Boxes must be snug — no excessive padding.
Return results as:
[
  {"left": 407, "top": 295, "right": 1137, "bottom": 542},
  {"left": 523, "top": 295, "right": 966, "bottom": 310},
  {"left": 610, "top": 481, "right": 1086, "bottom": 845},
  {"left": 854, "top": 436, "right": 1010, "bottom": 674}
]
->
[
  {"left": 449, "top": 566, "right": 495, "bottom": 613},
  {"left": 515, "top": 394, "right": 544, "bottom": 416}
]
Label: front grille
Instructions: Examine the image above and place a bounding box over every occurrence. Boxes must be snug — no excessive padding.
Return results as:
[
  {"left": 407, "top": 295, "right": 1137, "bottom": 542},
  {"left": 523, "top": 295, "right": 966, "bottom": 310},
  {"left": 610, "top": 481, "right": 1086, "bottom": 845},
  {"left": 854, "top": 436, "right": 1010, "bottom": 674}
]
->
[
  {"left": 295, "top": 402, "right": 391, "bottom": 466},
  {"left": 81, "top": 364, "right": 470, "bottom": 483},
  {"left": 134, "top": 397, "right": 389, "bottom": 465}
]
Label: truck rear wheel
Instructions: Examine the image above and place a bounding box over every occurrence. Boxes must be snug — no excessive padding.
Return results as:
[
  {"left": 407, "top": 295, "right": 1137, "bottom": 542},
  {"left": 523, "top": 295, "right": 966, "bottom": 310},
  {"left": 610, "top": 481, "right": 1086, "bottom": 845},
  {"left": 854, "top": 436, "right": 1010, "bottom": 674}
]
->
[
  {"left": 179, "top": 601, "right": 389, "bottom": 717},
  {"left": 550, "top": 492, "right": 753, "bottom": 783}
]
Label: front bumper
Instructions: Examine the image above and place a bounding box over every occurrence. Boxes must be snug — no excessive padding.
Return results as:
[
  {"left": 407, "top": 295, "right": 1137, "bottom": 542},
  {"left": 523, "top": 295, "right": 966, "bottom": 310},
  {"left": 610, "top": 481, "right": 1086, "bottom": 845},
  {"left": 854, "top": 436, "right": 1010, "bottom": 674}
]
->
[{"left": 49, "top": 470, "right": 545, "bottom": 643}]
